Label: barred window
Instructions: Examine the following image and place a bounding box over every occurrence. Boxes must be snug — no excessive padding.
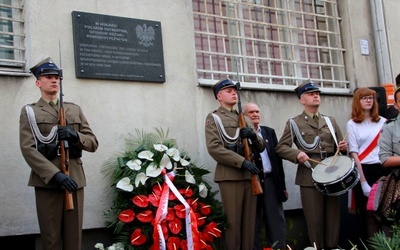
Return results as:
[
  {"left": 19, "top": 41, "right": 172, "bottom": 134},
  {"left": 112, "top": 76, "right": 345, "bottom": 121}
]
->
[
  {"left": 193, "top": 0, "right": 350, "bottom": 94},
  {"left": 0, "top": 0, "right": 26, "bottom": 75}
]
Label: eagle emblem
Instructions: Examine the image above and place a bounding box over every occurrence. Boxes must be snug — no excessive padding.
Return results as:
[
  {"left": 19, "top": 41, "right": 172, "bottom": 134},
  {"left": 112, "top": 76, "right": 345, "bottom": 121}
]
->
[{"left": 135, "top": 24, "right": 155, "bottom": 47}]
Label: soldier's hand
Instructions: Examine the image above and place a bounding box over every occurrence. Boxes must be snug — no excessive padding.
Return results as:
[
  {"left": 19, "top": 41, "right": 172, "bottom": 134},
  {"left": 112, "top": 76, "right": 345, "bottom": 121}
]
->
[
  {"left": 239, "top": 127, "right": 256, "bottom": 140},
  {"left": 52, "top": 172, "right": 78, "bottom": 192},
  {"left": 58, "top": 126, "right": 79, "bottom": 144},
  {"left": 241, "top": 160, "right": 260, "bottom": 174}
]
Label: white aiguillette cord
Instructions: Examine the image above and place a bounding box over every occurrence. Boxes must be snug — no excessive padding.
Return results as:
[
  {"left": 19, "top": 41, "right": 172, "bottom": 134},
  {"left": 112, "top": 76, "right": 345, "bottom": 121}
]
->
[{"left": 25, "top": 105, "right": 58, "bottom": 147}]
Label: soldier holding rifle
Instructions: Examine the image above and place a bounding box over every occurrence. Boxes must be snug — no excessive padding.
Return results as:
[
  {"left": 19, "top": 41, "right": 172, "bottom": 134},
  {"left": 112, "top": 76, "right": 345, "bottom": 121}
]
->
[
  {"left": 205, "top": 78, "right": 265, "bottom": 250},
  {"left": 19, "top": 57, "right": 98, "bottom": 250}
]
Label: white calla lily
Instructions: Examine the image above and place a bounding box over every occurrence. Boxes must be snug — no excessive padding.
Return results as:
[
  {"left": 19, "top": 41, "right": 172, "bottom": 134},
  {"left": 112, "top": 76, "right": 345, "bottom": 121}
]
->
[
  {"left": 146, "top": 162, "right": 162, "bottom": 177},
  {"left": 180, "top": 156, "right": 190, "bottom": 167},
  {"left": 153, "top": 144, "right": 168, "bottom": 152},
  {"left": 185, "top": 170, "right": 196, "bottom": 184},
  {"left": 135, "top": 172, "right": 149, "bottom": 187},
  {"left": 116, "top": 177, "right": 133, "bottom": 192},
  {"left": 126, "top": 159, "right": 142, "bottom": 170},
  {"left": 199, "top": 183, "right": 208, "bottom": 198},
  {"left": 166, "top": 148, "right": 180, "bottom": 161},
  {"left": 138, "top": 150, "right": 154, "bottom": 161},
  {"left": 160, "top": 153, "right": 173, "bottom": 170}
]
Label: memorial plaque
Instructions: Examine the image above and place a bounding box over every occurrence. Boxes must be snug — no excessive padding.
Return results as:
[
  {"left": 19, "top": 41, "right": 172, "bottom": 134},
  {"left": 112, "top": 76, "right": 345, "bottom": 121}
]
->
[{"left": 72, "top": 11, "right": 165, "bottom": 82}]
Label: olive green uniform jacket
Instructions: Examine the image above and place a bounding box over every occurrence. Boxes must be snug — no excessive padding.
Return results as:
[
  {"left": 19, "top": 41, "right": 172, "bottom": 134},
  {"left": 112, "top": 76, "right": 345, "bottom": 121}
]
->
[
  {"left": 19, "top": 97, "right": 98, "bottom": 188},
  {"left": 276, "top": 111, "right": 344, "bottom": 186}
]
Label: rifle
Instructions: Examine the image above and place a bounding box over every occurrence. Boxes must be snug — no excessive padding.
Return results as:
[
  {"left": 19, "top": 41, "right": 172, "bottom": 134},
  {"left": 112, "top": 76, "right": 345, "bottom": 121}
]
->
[
  {"left": 236, "top": 82, "right": 263, "bottom": 196},
  {"left": 59, "top": 43, "right": 74, "bottom": 211}
]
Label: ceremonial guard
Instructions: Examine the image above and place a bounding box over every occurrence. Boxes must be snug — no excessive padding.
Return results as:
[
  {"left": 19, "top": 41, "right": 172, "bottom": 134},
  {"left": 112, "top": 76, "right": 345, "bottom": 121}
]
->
[
  {"left": 205, "top": 79, "right": 265, "bottom": 250},
  {"left": 19, "top": 57, "right": 98, "bottom": 250},
  {"left": 276, "top": 81, "right": 348, "bottom": 250}
]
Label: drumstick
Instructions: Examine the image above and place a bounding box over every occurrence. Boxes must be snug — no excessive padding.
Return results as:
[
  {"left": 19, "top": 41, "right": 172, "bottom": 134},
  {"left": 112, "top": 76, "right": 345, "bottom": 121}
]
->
[
  {"left": 330, "top": 132, "right": 348, "bottom": 167},
  {"left": 308, "top": 158, "right": 327, "bottom": 166}
]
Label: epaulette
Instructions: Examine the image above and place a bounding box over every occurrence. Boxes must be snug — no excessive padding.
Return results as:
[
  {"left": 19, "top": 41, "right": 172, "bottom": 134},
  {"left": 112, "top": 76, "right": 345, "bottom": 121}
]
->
[
  {"left": 386, "top": 118, "right": 397, "bottom": 124},
  {"left": 64, "top": 101, "right": 78, "bottom": 106}
]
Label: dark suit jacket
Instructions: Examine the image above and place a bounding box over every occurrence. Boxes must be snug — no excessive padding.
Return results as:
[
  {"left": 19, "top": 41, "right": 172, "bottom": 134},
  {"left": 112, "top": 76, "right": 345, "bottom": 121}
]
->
[{"left": 253, "top": 125, "right": 287, "bottom": 202}]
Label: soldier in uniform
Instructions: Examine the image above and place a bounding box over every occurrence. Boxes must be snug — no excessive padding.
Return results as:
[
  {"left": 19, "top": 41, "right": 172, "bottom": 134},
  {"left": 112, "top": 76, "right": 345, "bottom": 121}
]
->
[
  {"left": 205, "top": 79, "right": 265, "bottom": 250},
  {"left": 275, "top": 81, "right": 348, "bottom": 250},
  {"left": 378, "top": 86, "right": 400, "bottom": 234},
  {"left": 19, "top": 57, "right": 99, "bottom": 250}
]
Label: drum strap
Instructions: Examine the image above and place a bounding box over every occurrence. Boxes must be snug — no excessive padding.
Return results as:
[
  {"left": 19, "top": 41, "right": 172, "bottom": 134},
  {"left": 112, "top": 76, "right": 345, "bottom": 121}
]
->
[{"left": 323, "top": 116, "right": 338, "bottom": 147}]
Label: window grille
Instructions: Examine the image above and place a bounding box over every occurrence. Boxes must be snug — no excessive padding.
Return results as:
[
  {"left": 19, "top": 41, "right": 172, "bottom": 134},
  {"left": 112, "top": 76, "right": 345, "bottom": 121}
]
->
[
  {"left": 0, "top": 0, "right": 26, "bottom": 75},
  {"left": 192, "top": 0, "right": 350, "bottom": 93}
]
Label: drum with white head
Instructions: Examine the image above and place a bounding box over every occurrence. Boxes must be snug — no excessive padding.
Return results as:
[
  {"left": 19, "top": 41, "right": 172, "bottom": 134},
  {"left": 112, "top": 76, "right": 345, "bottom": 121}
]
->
[{"left": 312, "top": 155, "right": 359, "bottom": 196}]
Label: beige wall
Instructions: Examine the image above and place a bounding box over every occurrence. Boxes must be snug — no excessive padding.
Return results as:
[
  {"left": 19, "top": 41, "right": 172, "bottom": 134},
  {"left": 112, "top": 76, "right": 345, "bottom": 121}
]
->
[
  {"left": 384, "top": 0, "right": 400, "bottom": 83},
  {"left": 1, "top": 0, "right": 397, "bottom": 237}
]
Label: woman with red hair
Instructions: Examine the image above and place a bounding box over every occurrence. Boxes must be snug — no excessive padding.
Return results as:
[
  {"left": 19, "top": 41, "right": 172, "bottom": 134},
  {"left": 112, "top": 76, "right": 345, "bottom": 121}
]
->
[{"left": 346, "top": 87, "right": 387, "bottom": 241}]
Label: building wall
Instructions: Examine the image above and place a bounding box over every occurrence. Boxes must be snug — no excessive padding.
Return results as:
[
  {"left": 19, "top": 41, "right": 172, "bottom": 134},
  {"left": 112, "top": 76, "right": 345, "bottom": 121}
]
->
[{"left": 0, "top": 0, "right": 397, "bottom": 241}]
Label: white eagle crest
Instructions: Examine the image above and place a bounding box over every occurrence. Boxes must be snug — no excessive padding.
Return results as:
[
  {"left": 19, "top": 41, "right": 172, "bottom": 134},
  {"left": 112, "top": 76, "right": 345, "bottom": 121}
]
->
[{"left": 135, "top": 24, "right": 155, "bottom": 47}]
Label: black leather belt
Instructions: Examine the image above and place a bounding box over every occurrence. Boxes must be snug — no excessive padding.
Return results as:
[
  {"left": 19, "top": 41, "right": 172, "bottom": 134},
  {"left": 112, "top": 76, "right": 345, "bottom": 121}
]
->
[{"left": 308, "top": 152, "right": 334, "bottom": 159}]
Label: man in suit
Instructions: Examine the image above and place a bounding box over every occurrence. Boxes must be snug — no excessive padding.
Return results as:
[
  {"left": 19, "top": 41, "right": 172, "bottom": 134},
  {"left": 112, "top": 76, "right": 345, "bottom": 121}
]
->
[
  {"left": 205, "top": 79, "right": 265, "bottom": 250},
  {"left": 244, "top": 102, "right": 288, "bottom": 250},
  {"left": 19, "top": 57, "right": 99, "bottom": 250},
  {"left": 275, "top": 81, "right": 348, "bottom": 250}
]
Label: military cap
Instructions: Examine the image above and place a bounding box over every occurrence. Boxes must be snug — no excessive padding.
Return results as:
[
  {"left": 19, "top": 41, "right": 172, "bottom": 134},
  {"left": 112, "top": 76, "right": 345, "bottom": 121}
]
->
[
  {"left": 294, "top": 81, "right": 321, "bottom": 98},
  {"left": 30, "top": 57, "right": 61, "bottom": 79},
  {"left": 212, "top": 79, "right": 236, "bottom": 99}
]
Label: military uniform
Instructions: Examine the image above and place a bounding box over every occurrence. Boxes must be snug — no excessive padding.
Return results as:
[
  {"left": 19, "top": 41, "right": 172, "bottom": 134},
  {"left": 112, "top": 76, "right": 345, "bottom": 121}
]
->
[
  {"left": 205, "top": 105, "right": 265, "bottom": 250},
  {"left": 379, "top": 116, "right": 400, "bottom": 162},
  {"left": 19, "top": 58, "right": 98, "bottom": 250},
  {"left": 276, "top": 81, "right": 345, "bottom": 249}
]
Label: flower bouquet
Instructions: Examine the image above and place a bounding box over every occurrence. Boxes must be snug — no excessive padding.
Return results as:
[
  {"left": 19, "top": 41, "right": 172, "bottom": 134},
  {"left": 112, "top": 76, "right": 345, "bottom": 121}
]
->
[{"left": 101, "top": 128, "right": 227, "bottom": 250}]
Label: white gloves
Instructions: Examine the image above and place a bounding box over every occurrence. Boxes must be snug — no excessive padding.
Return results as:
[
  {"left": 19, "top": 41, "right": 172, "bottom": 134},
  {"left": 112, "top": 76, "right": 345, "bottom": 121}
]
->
[{"left": 361, "top": 181, "right": 371, "bottom": 197}]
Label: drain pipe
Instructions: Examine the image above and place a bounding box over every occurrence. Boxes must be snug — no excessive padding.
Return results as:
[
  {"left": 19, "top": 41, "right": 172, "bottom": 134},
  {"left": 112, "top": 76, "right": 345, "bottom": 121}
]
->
[{"left": 369, "top": 0, "right": 392, "bottom": 84}]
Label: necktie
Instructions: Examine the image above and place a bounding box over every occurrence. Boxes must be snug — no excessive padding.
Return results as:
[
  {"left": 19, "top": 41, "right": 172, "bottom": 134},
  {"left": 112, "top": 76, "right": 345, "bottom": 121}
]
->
[
  {"left": 313, "top": 114, "right": 318, "bottom": 125},
  {"left": 49, "top": 101, "right": 58, "bottom": 113}
]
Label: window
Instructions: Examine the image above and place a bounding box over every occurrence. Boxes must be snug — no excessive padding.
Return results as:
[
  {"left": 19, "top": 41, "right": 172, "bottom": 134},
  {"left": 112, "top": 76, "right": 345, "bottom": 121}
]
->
[
  {"left": 0, "top": 0, "right": 26, "bottom": 75},
  {"left": 193, "top": 0, "right": 349, "bottom": 93}
]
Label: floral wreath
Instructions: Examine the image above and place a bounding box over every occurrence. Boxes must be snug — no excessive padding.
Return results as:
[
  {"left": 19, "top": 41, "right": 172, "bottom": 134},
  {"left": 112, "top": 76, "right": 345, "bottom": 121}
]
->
[{"left": 100, "top": 128, "right": 227, "bottom": 250}]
